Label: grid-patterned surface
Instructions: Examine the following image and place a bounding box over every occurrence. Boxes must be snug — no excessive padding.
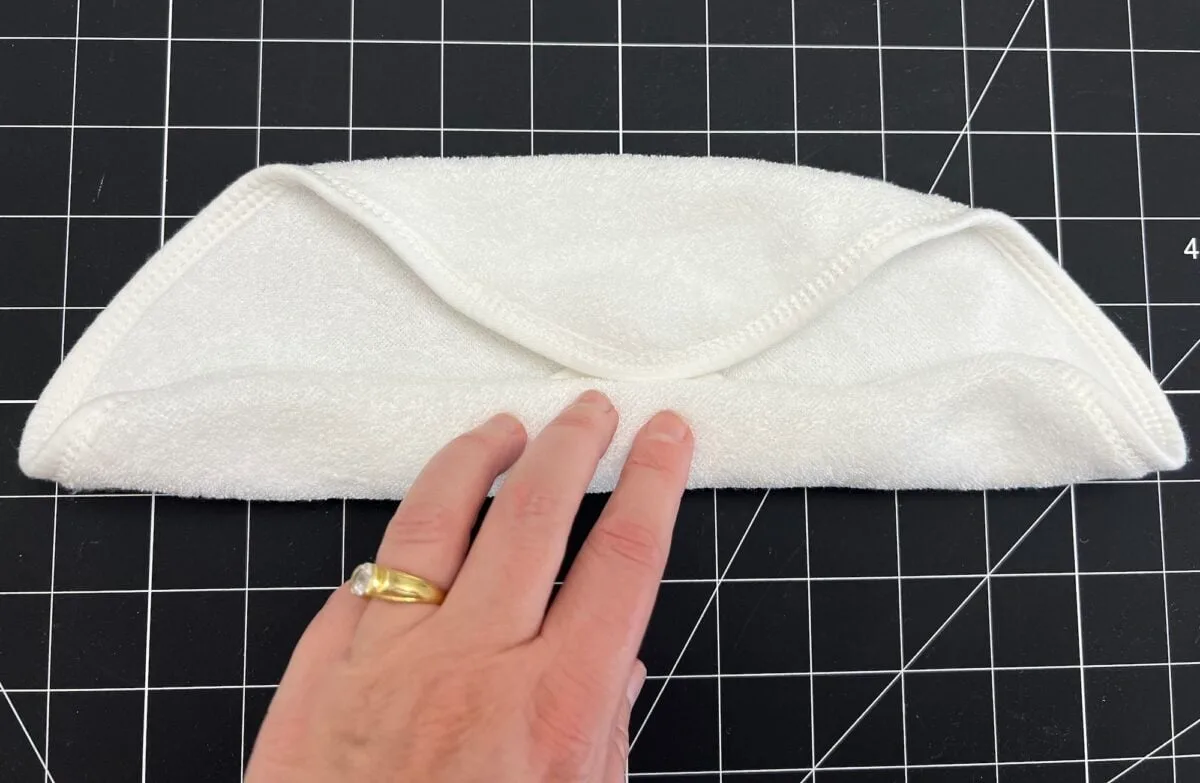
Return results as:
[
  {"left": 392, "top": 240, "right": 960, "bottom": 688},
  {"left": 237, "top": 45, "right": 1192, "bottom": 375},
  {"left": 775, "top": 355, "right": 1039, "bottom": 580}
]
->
[{"left": 2, "top": 0, "right": 1199, "bottom": 781}]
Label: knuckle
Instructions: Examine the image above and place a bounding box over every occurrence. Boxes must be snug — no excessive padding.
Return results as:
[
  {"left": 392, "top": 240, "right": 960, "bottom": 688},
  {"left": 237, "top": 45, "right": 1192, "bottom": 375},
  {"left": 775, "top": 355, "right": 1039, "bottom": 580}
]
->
[
  {"left": 530, "top": 668, "right": 603, "bottom": 774},
  {"left": 625, "top": 438, "right": 683, "bottom": 478},
  {"left": 531, "top": 702, "right": 593, "bottom": 764},
  {"left": 610, "top": 730, "right": 630, "bottom": 767},
  {"left": 552, "top": 405, "right": 608, "bottom": 434},
  {"left": 386, "top": 500, "right": 465, "bottom": 546},
  {"left": 509, "top": 482, "right": 568, "bottom": 525},
  {"left": 613, "top": 720, "right": 630, "bottom": 750},
  {"left": 342, "top": 661, "right": 480, "bottom": 768},
  {"left": 589, "top": 517, "right": 663, "bottom": 571}
]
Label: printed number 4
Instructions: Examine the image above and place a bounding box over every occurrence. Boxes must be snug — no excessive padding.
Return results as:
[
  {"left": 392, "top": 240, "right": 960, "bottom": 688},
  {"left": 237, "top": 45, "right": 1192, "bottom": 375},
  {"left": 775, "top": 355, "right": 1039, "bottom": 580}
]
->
[{"left": 1187, "top": 238, "right": 1199, "bottom": 260}]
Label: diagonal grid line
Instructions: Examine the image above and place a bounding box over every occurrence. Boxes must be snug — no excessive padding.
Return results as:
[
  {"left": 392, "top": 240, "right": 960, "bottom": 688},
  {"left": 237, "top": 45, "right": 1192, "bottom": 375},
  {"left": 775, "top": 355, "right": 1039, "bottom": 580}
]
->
[
  {"left": 797, "top": 486, "right": 1071, "bottom": 781},
  {"left": 630, "top": 489, "right": 771, "bottom": 750},
  {"left": 1, "top": 678, "right": 57, "bottom": 783},
  {"left": 1104, "top": 713, "right": 1200, "bottom": 783},
  {"left": 1159, "top": 338, "right": 1200, "bottom": 387},
  {"left": 929, "top": 0, "right": 1039, "bottom": 195}
]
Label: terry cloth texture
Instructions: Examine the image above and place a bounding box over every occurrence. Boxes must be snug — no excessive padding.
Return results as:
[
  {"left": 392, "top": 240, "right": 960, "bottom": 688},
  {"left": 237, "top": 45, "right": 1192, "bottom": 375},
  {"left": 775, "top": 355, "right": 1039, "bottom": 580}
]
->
[{"left": 19, "top": 155, "right": 1187, "bottom": 500}]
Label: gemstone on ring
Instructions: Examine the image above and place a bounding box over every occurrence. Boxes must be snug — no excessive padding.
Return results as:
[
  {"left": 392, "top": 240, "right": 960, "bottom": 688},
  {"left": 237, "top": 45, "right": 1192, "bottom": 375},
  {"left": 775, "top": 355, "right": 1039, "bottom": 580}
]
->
[{"left": 349, "top": 562, "right": 376, "bottom": 597}]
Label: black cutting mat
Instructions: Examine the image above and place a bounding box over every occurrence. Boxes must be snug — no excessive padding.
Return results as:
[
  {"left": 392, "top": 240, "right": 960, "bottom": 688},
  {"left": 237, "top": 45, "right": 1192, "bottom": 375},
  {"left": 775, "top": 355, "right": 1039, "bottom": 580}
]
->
[{"left": 2, "top": 0, "right": 1200, "bottom": 781}]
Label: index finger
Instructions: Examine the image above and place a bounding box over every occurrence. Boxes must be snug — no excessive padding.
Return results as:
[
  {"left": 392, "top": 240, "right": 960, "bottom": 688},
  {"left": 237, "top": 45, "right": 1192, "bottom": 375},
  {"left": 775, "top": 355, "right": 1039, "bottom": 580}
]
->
[{"left": 539, "top": 411, "right": 693, "bottom": 683}]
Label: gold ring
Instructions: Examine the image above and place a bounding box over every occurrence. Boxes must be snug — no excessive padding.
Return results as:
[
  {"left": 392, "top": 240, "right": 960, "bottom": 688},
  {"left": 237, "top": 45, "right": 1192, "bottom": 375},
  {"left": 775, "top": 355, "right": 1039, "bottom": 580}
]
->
[{"left": 348, "top": 562, "right": 446, "bottom": 605}]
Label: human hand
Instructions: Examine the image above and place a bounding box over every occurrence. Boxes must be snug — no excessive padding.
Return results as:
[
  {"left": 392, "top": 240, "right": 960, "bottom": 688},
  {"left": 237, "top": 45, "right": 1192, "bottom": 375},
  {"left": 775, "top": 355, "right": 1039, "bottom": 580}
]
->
[{"left": 244, "top": 391, "right": 694, "bottom": 782}]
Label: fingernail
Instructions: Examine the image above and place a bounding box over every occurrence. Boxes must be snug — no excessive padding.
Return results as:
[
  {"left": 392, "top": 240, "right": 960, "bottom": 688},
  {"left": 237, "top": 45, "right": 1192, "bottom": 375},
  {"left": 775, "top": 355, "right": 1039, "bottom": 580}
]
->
[
  {"left": 646, "top": 411, "right": 689, "bottom": 443},
  {"left": 574, "top": 389, "right": 613, "bottom": 412},
  {"left": 626, "top": 662, "right": 647, "bottom": 704}
]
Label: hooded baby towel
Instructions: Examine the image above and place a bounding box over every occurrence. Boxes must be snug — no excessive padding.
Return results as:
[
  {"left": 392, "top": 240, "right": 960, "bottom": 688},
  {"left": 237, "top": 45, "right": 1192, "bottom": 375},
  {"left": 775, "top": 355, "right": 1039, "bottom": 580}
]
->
[{"left": 19, "top": 155, "right": 1186, "bottom": 500}]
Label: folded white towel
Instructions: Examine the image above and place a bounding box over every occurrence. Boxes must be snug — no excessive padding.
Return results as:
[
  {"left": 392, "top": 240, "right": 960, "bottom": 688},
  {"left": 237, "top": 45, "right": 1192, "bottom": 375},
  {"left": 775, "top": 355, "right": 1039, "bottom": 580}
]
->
[{"left": 19, "top": 155, "right": 1186, "bottom": 500}]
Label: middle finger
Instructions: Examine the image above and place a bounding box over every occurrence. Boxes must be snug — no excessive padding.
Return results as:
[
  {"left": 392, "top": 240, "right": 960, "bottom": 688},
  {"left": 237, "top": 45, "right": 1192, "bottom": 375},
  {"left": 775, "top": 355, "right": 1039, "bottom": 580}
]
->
[{"left": 447, "top": 389, "right": 618, "bottom": 644}]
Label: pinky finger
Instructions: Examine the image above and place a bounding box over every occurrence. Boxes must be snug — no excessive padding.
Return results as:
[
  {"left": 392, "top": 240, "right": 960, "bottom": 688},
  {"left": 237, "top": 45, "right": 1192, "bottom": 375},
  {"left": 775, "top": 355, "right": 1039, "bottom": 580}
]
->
[
  {"left": 603, "top": 661, "right": 646, "bottom": 783},
  {"left": 249, "top": 586, "right": 364, "bottom": 756},
  {"left": 275, "top": 584, "right": 364, "bottom": 690}
]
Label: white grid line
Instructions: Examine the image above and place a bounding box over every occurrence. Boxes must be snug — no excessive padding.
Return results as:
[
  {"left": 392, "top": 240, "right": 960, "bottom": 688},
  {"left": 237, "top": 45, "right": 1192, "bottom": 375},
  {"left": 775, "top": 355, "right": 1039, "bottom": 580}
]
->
[
  {"left": 630, "top": 490, "right": 771, "bottom": 751},
  {"left": 960, "top": 13, "right": 998, "bottom": 776},
  {"left": 243, "top": 6, "right": 264, "bottom": 760},
  {"left": 621, "top": 748, "right": 1200, "bottom": 777},
  {"left": 1044, "top": 8, "right": 1093, "bottom": 778},
  {"left": 1156, "top": 439, "right": 1179, "bottom": 783},
  {"left": 2, "top": 211, "right": 1198, "bottom": 219},
  {"left": 1125, "top": 7, "right": 1155, "bottom": 381},
  {"left": 348, "top": 0, "right": 356, "bottom": 161},
  {"left": 528, "top": 0, "right": 534, "bottom": 155},
  {"left": 218, "top": 396, "right": 1200, "bottom": 403},
  {"left": 340, "top": 500, "right": 348, "bottom": 581},
  {"left": 958, "top": 0, "right": 977, "bottom": 208},
  {"left": 138, "top": 496, "right": 157, "bottom": 783},
  {"left": 254, "top": 0, "right": 264, "bottom": 165},
  {"left": 983, "top": 491, "right": 1000, "bottom": 783},
  {"left": 157, "top": 5, "right": 174, "bottom": 249},
  {"left": 7, "top": 566, "right": 1200, "bottom": 596},
  {"left": 26, "top": 300, "right": 1195, "bottom": 308},
  {"left": 711, "top": 489, "right": 723, "bottom": 780},
  {"left": 37, "top": 1, "right": 84, "bottom": 778},
  {"left": 894, "top": 491, "right": 909, "bottom": 783},
  {"left": 705, "top": 4, "right": 719, "bottom": 767},
  {"left": 439, "top": 1, "right": 445, "bottom": 157},
  {"left": 239, "top": 501, "right": 251, "bottom": 781},
  {"left": 1069, "top": 484, "right": 1092, "bottom": 782},
  {"left": 803, "top": 489, "right": 816, "bottom": 779},
  {"left": 1127, "top": 5, "right": 1179, "bottom": 779},
  {"left": 8, "top": 35, "right": 1200, "bottom": 53},
  {"left": 138, "top": 2, "right": 174, "bottom": 773},
  {"left": 5, "top": 124, "right": 1200, "bottom": 135},
  {"left": 703, "top": 0, "right": 711, "bottom": 159},
  {"left": 789, "top": 0, "right": 799, "bottom": 166},
  {"left": 1041, "top": 1, "right": 1065, "bottom": 271},
  {"left": 615, "top": 0, "right": 623, "bottom": 154},
  {"left": 875, "top": 0, "right": 887, "bottom": 182},
  {"left": 5, "top": 657, "right": 1200, "bottom": 695}
]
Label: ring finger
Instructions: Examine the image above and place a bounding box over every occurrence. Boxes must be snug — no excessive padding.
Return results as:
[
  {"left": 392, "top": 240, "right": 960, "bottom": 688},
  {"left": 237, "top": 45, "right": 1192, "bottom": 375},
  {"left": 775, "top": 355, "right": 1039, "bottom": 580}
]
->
[{"left": 353, "top": 412, "right": 527, "bottom": 645}]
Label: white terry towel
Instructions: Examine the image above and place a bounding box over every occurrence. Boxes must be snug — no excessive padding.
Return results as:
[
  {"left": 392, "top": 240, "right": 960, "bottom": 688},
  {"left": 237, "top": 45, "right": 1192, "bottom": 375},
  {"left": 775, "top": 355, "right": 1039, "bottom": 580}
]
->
[{"left": 19, "top": 155, "right": 1187, "bottom": 500}]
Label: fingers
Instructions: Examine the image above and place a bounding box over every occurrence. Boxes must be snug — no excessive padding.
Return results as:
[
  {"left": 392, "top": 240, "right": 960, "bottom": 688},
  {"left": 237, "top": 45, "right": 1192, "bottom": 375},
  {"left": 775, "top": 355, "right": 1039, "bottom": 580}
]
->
[
  {"left": 354, "top": 413, "right": 526, "bottom": 644},
  {"left": 603, "top": 661, "right": 646, "bottom": 783},
  {"left": 448, "top": 390, "right": 618, "bottom": 644},
  {"left": 541, "top": 411, "right": 693, "bottom": 685}
]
